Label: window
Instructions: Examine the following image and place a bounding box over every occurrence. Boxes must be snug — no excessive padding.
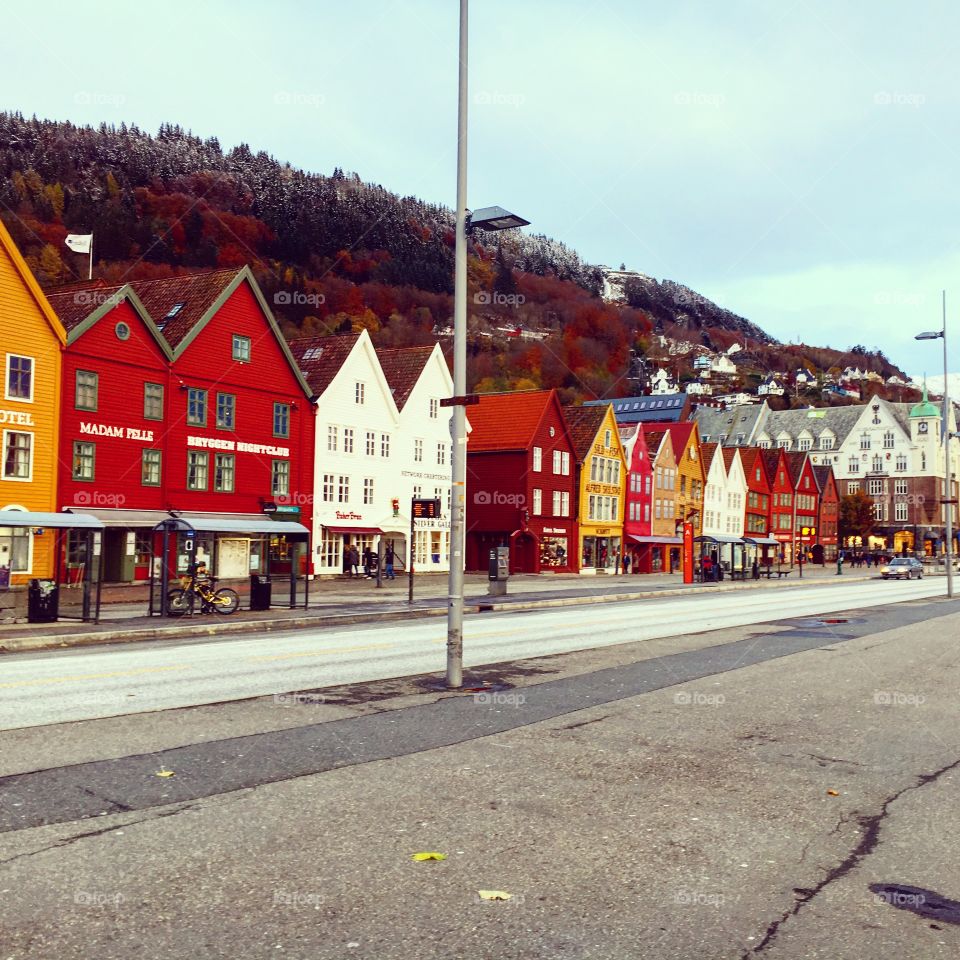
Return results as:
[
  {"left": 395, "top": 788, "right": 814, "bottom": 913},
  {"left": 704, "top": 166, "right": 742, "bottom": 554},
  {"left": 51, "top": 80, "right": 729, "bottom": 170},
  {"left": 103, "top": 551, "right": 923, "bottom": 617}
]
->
[
  {"left": 553, "top": 450, "right": 562, "bottom": 474},
  {"left": 429, "top": 398, "right": 439, "bottom": 418},
  {"left": 533, "top": 488, "right": 542, "bottom": 515},
  {"left": 355, "top": 382, "right": 365, "bottom": 404},
  {"left": 655, "top": 499, "right": 662, "bottom": 520},
  {"left": 72, "top": 441, "right": 95, "bottom": 481},
  {"left": 552, "top": 490, "right": 562, "bottom": 515},
  {"left": 5, "top": 355, "right": 33, "bottom": 401},
  {"left": 365, "top": 431, "right": 376, "bottom": 456},
  {"left": 872, "top": 501, "right": 886, "bottom": 521},
  {"left": 894, "top": 478, "right": 908, "bottom": 496},
  {"left": 322, "top": 474, "right": 334, "bottom": 502},
  {"left": 0, "top": 525, "right": 30, "bottom": 573},
  {"left": 820, "top": 435, "right": 834, "bottom": 450},
  {"left": 437, "top": 442, "right": 447, "bottom": 465},
  {"left": 872, "top": 455, "right": 883, "bottom": 473},
  {"left": 777, "top": 438, "right": 790, "bottom": 449},
  {"left": 561, "top": 491, "right": 570, "bottom": 516},
  {"left": 187, "top": 388, "right": 207, "bottom": 427},
  {"left": 327, "top": 425, "right": 338, "bottom": 452},
  {"left": 895, "top": 453, "right": 908, "bottom": 472},
  {"left": 895, "top": 502, "right": 908, "bottom": 522},
  {"left": 344, "top": 428, "right": 354, "bottom": 454},
  {"left": 561, "top": 451, "right": 570, "bottom": 476},
  {"left": 848, "top": 481, "right": 860, "bottom": 494},
  {"left": 532, "top": 446, "right": 542, "bottom": 472},
  {"left": 860, "top": 434, "right": 871, "bottom": 450},
  {"left": 605, "top": 430, "right": 612, "bottom": 448},
  {"left": 848, "top": 458, "right": 860, "bottom": 474},
  {"left": 798, "top": 438, "right": 812, "bottom": 451},
  {"left": 883, "top": 431, "right": 895, "bottom": 449},
  {"left": 338, "top": 476, "right": 349, "bottom": 502},
  {"left": 187, "top": 451, "right": 208, "bottom": 490},
  {"left": 273, "top": 403, "right": 290, "bottom": 439},
  {"left": 142, "top": 449, "right": 162, "bottom": 486},
  {"left": 232, "top": 335, "right": 251, "bottom": 362},
  {"left": 414, "top": 439, "right": 423, "bottom": 462},
  {"left": 75, "top": 370, "right": 98, "bottom": 411},
  {"left": 3, "top": 431, "right": 32, "bottom": 480},
  {"left": 381, "top": 434, "right": 391, "bottom": 457},
  {"left": 868, "top": 479, "right": 885, "bottom": 496},
  {"left": 144, "top": 383, "right": 164, "bottom": 420},
  {"left": 216, "top": 393, "right": 235, "bottom": 430},
  {"left": 214, "top": 453, "right": 235, "bottom": 492},
  {"left": 363, "top": 478, "right": 374, "bottom": 505},
  {"left": 413, "top": 484, "right": 422, "bottom": 499}
]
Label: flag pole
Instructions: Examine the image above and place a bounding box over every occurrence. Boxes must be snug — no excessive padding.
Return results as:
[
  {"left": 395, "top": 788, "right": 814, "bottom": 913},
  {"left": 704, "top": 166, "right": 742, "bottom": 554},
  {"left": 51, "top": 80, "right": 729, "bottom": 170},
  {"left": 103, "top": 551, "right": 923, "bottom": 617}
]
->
[{"left": 88, "top": 235, "right": 93, "bottom": 280}]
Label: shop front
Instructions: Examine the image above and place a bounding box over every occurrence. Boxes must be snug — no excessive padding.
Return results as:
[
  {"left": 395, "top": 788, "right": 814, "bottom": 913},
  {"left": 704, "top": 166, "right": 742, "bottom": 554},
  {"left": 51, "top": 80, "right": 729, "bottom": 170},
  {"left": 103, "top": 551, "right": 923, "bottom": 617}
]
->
[
  {"left": 580, "top": 530, "right": 622, "bottom": 574},
  {"left": 628, "top": 535, "right": 682, "bottom": 574},
  {"left": 695, "top": 534, "right": 747, "bottom": 579},
  {"left": 539, "top": 524, "right": 573, "bottom": 571}
]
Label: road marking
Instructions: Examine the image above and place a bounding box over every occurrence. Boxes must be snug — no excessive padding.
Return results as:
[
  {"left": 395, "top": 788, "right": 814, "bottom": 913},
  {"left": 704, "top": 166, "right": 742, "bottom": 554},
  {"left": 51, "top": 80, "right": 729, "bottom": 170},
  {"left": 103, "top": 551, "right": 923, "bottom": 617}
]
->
[
  {"left": 0, "top": 665, "right": 188, "bottom": 690},
  {"left": 247, "top": 642, "right": 395, "bottom": 662}
]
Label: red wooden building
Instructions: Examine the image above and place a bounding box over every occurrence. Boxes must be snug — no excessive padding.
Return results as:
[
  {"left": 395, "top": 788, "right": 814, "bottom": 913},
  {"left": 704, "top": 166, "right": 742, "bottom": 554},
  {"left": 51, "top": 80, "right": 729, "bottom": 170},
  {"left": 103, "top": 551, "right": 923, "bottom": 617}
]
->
[
  {"left": 812, "top": 464, "right": 840, "bottom": 563},
  {"left": 761, "top": 448, "right": 796, "bottom": 564},
  {"left": 465, "top": 390, "right": 577, "bottom": 574},
  {"left": 785, "top": 452, "right": 820, "bottom": 566},
  {"left": 619, "top": 422, "right": 654, "bottom": 571},
  {"left": 48, "top": 267, "right": 315, "bottom": 587}
]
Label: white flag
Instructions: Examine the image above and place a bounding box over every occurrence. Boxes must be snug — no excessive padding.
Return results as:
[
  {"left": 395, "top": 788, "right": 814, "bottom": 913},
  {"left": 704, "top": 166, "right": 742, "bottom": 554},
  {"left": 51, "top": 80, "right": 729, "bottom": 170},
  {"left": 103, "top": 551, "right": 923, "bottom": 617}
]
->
[{"left": 65, "top": 234, "right": 93, "bottom": 254}]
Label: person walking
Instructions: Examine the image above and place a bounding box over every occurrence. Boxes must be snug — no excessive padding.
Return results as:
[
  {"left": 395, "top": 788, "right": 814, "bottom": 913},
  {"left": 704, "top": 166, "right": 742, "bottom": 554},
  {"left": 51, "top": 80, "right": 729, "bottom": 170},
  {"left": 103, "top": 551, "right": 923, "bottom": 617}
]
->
[
  {"left": 622, "top": 553, "right": 631, "bottom": 575},
  {"left": 362, "top": 546, "right": 373, "bottom": 579},
  {"left": 385, "top": 543, "right": 396, "bottom": 580},
  {"left": 702, "top": 555, "right": 713, "bottom": 583},
  {"left": 349, "top": 544, "right": 360, "bottom": 578}
]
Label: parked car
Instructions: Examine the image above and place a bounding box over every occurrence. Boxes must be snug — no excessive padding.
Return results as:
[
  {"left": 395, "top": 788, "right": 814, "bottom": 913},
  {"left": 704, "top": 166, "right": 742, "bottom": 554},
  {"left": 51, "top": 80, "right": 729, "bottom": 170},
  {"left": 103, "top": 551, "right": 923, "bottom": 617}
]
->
[{"left": 880, "top": 557, "right": 924, "bottom": 580}]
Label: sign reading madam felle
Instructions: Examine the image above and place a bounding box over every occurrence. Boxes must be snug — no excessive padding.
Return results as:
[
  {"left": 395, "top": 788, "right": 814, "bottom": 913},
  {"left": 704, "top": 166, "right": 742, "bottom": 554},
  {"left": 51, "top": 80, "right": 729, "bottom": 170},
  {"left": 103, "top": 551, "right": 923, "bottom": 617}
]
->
[{"left": 80, "top": 421, "right": 154, "bottom": 441}]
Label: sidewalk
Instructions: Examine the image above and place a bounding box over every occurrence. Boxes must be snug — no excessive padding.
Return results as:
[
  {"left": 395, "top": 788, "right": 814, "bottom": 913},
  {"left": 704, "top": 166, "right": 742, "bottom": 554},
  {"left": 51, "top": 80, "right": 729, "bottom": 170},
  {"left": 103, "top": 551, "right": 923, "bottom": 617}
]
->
[{"left": 0, "top": 565, "right": 876, "bottom": 654}]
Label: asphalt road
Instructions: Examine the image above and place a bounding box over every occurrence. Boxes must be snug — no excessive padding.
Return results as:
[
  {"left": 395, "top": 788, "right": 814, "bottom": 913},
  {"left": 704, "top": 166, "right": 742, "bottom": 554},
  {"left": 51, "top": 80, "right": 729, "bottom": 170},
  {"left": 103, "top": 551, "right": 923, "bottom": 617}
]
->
[
  {"left": 0, "top": 594, "right": 958, "bottom": 959},
  {"left": 0, "top": 578, "right": 945, "bottom": 730}
]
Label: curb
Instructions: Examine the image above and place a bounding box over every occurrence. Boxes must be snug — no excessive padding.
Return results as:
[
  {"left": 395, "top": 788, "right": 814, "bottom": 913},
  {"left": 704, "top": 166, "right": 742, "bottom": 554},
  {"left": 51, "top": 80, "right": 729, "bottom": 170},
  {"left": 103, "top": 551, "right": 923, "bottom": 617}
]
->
[{"left": 0, "top": 574, "right": 875, "bottom": 655}]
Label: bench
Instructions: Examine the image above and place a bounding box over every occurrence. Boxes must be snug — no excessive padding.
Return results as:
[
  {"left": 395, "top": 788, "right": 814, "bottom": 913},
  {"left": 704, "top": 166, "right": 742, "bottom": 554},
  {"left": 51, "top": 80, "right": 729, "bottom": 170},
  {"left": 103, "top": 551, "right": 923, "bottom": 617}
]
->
[{"left": 761, "top": 567, "right": 791, "bottom": 579}]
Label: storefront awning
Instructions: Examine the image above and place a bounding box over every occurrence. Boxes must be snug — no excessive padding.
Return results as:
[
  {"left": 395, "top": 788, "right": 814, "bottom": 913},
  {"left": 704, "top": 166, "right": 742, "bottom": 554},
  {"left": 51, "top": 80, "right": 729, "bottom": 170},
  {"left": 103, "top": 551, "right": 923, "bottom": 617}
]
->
[
  {"left": 695, "top": 535, "right": 744, "bottom": 545},
  {"left": 743, "top": 536, "right": 780, "bottom": 546},
  {"left": 154, "top": 514, "right": 309, "bottom": 536},
  {"left": 0, "top": 510, "right": 104, "bottom": 529},
  {"left": 628, "top": 535, "right": 682, "bottom": 545},
  {"left": 69, "top": 508, "right": 172, "bottom": 527}
]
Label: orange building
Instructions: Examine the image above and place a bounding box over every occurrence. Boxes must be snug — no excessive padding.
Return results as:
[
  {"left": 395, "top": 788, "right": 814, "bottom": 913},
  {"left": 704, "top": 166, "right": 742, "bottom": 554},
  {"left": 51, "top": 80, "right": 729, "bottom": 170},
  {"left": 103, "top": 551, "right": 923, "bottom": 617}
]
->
[
  {"left": 0, "top": 220, "right": 66, "bottom": 584},
  {"left": 640, "top": 427, "right": 680, "bottom": 573},
  {"left": 661, "top": 422, "right": 705, "bottom": 536}
]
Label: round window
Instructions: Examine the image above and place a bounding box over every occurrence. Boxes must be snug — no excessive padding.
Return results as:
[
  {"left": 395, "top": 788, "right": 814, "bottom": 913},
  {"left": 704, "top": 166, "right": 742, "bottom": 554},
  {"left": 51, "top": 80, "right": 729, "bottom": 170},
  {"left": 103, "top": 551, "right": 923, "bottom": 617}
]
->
[
  {"left": 115, "top": 321, "right": 131, "bottom": 341},
  {"left": 549, "top": 426, "right": 556, "bottom": 437}
]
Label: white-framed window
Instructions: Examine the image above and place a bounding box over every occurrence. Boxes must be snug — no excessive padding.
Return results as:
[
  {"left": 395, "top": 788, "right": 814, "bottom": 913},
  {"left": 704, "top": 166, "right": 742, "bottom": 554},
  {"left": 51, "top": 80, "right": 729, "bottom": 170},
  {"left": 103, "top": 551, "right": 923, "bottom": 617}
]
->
[
  {"left": 798, "top": 438, "right": 812, "bottom": 451},
  {"left": 561, "top": 491, "right": 570, "bottom": 516},
  {"left": 366, "top": 431, "right": 376, "bottom": 456},
  {"left": 437, "top": 442, "right": 447, "bottom": 465},
  {"left": 860, "top": 434, "right": 871, "bottom": 450},
  {"left": 413, "top": 484, "right": 422, "bottom": 499},
  {"left": 5, "top": 355, "right": 34, "bottom": 402},
  {"left": 381, "top": 433, "right": 390, "bottom": 457},
  {"left": 847, "top": 481, "right": 860, "bottom": 493},
  {"left": 895, "top": 501, "right": 908, "bottom": 522},
  {"left": 3, "top": 430, "right": 33, "bottom": 481},
  {"left": 872, "top": 501, "right": 886, "bottom": 521},
  {"left": 344, "top": 428, "right": 354, "bottom": 454},
  {"left": 271, "top": 460, "right": 290, "bottom": 498},
  {"left": 883, "top": 431, "right": 895, "bottom": 449},
  {"left": 355, "top": 382, "right": 365, "bottom": 405},
  {"left": 868, "top": 478, "right": 884, "bottom": 496},
  {"left": 322, "top": 474, "right": 334, "bottom": 502},
  {"left": 848, "top": 458, "right": 860, "bottom": 474},
  {"left": 319, "top": 533, "right": 341, "bottom": 571},
  {"left": 414, "top": 439, "right": 423, "bottom": 462},
  {"left": 820, "top": 435, "right": 834, "bottom": 450},
  {"left": 532, "top": 446, "right": 542, "bottom": 472},
  {"left": 532, "top": 488, "right": 542, "bottom": 515},
  {"left": 363, "top": 477, "right": 374, "bottom": 504},
  {"left": 338, "top": 476, "right": 349, "bottom": 502},
  {"left": 655, "top": 499, "right": 662, "bottom": 520},
  {"left": 552, "top": 450, "right": 561, "bottom": 474},
  {"left": 894, "top": 478, "right": 908, "bottom": 495},
  {"left": 552, "top": 490, "right": 562, "bottom": 515},
  {"left": 0, "top": 522, "right": 31, "bottom": 573},
  {"left": 561, "top": 451, "right": 570, "bottom": 475},
  {"left": 429, "top": 398, "right": 439, "bottom": 419},
  {"left": 895, "top": 453, "right": 908, "bottom": 472},
  {"left": 872, "top": 455, "right": 883, "bottom": 473},
  {"left": 327, "top": 425, "right": 338, "bottom": 452}
]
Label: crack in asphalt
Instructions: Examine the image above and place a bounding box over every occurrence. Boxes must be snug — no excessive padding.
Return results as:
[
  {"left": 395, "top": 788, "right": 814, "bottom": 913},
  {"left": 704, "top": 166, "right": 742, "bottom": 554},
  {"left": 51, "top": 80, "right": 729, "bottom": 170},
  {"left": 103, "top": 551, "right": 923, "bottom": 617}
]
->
[{"left": 742, "top": 755, "right": 960, "bottom": 956}]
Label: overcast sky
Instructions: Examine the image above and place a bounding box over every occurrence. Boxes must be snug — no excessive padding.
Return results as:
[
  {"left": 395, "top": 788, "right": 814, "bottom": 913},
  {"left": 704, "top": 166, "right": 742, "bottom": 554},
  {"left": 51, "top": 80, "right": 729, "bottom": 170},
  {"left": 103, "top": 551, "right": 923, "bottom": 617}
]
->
[{"left": 5, "top": 0, "right": 959, "bottom": 379}]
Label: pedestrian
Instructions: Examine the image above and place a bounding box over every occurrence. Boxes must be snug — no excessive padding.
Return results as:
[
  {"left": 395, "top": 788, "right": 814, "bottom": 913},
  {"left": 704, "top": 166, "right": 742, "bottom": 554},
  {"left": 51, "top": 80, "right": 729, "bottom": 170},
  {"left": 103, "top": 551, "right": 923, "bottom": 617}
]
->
[
  {"left": 622, "top": 553, "right": 631, "bottom": 575},
  {"left": 702, "top": 555, "right": 713, "bottom": 582},
  {"left": 385, "top": 543, "right": 396, "bottom": 580},
  {"left": 362, "top": 547, "right": 373, "bottom": 578},
  {"left": 752, "top": 559, "right": 760, "bottom": 580},
  {"left": 349, "top": 544, "right": 360, "bottom": 578},
  {"left": 865, "top": 554, "right": 872, "bottom": 569}
]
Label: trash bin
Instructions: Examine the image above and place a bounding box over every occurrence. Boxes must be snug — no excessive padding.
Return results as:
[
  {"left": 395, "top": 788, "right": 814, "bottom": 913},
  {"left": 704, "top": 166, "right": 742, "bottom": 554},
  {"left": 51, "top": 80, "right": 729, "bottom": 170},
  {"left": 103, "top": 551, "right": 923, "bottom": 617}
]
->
[
  {"left": 27, "top": 578, "right": 59, "bottom": 623},
  {"left": 250, "top": 575, "right": 272, "bottom": 611}
]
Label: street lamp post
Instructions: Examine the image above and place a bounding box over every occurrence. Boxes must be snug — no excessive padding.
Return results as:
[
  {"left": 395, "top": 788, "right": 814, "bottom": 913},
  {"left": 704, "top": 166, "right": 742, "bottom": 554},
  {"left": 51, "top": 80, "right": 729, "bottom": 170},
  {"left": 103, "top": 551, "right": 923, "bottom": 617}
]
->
[
  {"left": 915, "top": 290, "right": 955, "bottom": 599},
  {"left": 446, "top": 0, "right": 530, "bottom": 688}
]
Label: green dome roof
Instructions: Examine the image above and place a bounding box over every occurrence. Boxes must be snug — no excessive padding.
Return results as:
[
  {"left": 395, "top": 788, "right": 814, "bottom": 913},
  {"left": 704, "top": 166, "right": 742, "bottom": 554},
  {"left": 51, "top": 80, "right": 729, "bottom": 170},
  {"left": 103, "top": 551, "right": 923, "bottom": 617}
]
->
[{"left": 910, "top": 383, "right": 940, "bottom": 418}]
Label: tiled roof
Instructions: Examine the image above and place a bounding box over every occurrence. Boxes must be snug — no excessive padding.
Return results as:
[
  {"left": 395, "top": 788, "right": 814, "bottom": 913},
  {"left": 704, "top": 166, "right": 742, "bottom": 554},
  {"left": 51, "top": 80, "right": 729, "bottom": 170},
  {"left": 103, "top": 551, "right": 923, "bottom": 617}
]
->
[
  {"left": 376, "top": 345, "right": 436, "bottom": 410},
  {"left": 288, "top": 334, "right": 361, "bottom": 398},
  {"left": 693, "top": 403, "right": 769, "bottom": 444},
  {"left": 661, "top": 421, "right": 696, "bottom": 452},
  {"left": 721, "top": 447, "right": 739, "bottom": 472},
  {"left": 760, "top": 448, "right": 786, "bottom": 485},
  {"left": 467, "top": 390, "right": 557, "bottom": 452},
  {"left": 700, "top": 442, "right": 719, "bottom": 473},
  {"left": 584, "top": 393, "right": 690, "bottom": 423},
  {"left": 759, "top": 402, "right": 866, "bottom": 447},
  {"left": 48, "top": 269, "right": 239, "bottom": 347},
  {"left": 783, "top": 451, "right": 810, "bottom": 485},
  {"left": 643, "top": 428, "right": 668, "bottom": 459},
  {"left": 563, "top": 405, "right": 608, "bottom": 461},
  {"left": 811, "top": 464, "right": 837, "bottom": 494}
]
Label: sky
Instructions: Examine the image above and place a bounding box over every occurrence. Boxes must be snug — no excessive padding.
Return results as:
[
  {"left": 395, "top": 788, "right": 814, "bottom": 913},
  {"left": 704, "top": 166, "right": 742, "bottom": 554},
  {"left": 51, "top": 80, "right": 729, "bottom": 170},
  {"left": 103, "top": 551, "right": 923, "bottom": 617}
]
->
[{"left": 4, "top": 0, "right": 960, "bottom": 380}]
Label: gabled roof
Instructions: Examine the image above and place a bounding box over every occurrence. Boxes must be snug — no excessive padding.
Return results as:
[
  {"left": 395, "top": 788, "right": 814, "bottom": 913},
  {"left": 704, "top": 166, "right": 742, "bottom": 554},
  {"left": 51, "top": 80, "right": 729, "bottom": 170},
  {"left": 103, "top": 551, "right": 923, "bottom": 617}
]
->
[
  {"left": 761, "top": 448, "right": 789, "bottom": 487},
  {"left": 376, "top": 345, "right": 437, "bottom": 410},
  {"left": 643, "top": 428, "right": 670, "bottom": 461},
  {"left": 563, "top": 405, "right": 609, "bottom": 461},
  {"left": 289, "top": 334, "right": 362, "bottom": 398},
  {"left": 467, "top": 389, "right": 562, "bottom": 452},
  {"left": 811, "top": 464, "right": 838, "bottom": 496},
  {"left": 693, "top": 402, "right": 769, "bottom": 445},
  {"left": 721, "top": 447, "right": 740, "bottom": 472},
  {"left": 0, "top": 217, "right": 66, "bottom": 344},
  {"left": 783, "top": 451, "right": 812, "bottom": 486},
  {"left": 660, "top": 421, "right": 698, "bottom": 453}
]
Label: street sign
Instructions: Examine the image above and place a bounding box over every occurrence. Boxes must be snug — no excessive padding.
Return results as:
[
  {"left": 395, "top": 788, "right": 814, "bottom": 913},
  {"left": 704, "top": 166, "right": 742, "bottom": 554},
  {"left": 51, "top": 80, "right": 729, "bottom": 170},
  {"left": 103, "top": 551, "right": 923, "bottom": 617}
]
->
[{"left": 440, "top": 395, "right": 480, "bottom": 407}]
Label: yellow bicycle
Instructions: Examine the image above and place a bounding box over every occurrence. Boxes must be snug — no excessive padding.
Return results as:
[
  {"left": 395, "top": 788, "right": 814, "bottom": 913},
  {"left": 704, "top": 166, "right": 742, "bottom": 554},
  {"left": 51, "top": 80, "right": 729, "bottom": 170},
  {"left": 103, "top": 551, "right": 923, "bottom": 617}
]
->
[{"left": 167, "top": 563, "right": 240, "bottom": 616}]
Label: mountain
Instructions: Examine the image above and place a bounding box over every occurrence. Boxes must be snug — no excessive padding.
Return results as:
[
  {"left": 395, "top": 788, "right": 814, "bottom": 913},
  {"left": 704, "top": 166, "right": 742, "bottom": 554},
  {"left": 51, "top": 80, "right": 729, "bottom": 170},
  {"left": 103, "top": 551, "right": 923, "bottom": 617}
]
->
[{"left": 0, "top": 112, "right": 909, "bottom": 402}]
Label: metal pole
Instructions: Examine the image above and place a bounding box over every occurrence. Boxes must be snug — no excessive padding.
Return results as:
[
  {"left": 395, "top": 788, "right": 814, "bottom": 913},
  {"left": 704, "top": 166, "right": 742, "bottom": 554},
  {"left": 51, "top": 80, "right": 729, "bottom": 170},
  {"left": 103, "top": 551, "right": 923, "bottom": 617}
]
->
[
  {"left": 409, "top": 505, "right": 415, "bottom": 604},
  {"left": 942, "top": 291, "right": 954, "bottom": 598},
  {"left": 446, "top": 0, "right": 468, "bottom": 688}
]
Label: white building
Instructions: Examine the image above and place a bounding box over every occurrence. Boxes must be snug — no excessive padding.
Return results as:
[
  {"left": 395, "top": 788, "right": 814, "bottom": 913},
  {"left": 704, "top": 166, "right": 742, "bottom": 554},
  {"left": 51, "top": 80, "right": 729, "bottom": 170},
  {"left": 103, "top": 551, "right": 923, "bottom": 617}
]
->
[
  {"left": 711, "top": 354, "right": 737, "bottom": 376},
  {"left": 650, "top": 368, "right": 677, "bottom": 394},
  {"left": 758, "top": 375, "right": 785, "bottom": 396}
]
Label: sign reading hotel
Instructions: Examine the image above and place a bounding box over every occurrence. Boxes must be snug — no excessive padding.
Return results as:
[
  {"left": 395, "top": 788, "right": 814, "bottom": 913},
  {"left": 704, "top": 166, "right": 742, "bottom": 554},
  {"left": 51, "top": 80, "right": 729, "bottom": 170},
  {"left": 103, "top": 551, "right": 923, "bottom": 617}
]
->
[
  {"left": 187, "top": 435, "right": 290, "bottom": 457},
  {"left": 0, "top": 409, "right": 34, "bottom": 426}
]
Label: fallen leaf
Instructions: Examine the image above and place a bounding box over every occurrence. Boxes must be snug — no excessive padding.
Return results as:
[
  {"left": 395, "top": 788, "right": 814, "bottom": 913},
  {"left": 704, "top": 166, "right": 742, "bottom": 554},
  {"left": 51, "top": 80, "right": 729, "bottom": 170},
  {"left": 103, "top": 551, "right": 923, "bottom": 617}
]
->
[
  {"left": 826, "top": 789, "right": 839, "bottom": 796},
  {"left": 478, "top": 890, "right": 513, "bottom": 901},
  {"left": 411, "top": 851, "right": 446, "bottom": 861},
  {"left": 155, "top": 769, "right": 175, "bottom": 778}
]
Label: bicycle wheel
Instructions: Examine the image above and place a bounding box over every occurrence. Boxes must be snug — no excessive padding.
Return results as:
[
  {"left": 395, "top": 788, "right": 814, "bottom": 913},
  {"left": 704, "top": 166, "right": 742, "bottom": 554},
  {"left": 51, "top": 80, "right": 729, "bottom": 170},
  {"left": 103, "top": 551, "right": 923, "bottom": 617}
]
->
[
  {"left": 211, "top": 588, "right": 240, "bottom": 615},
  {"left": 166, "top": 589, "right": 190, "bottom": 617}
]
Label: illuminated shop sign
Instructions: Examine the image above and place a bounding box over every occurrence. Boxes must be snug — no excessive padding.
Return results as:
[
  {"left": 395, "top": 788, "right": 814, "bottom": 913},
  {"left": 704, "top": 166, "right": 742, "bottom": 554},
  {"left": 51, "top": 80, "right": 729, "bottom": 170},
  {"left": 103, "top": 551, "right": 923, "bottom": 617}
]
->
[{"left": 187, "top": 435, "right": 290, "bottom": 457}]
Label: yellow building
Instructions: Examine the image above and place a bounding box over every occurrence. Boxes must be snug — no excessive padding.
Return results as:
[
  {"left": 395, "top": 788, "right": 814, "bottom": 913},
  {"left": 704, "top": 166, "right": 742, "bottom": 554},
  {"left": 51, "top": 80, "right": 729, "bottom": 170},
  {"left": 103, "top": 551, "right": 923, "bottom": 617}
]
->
[
  {"left": 0, "top": 219, "right": 66, "bottom": 584},
  {"left": 564, "top": 404, "right": 627, "bottom": 573}
]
